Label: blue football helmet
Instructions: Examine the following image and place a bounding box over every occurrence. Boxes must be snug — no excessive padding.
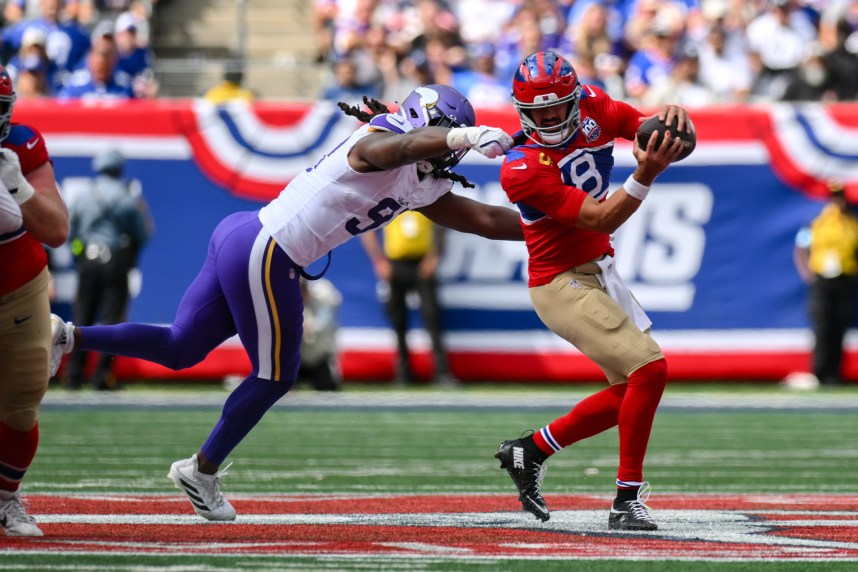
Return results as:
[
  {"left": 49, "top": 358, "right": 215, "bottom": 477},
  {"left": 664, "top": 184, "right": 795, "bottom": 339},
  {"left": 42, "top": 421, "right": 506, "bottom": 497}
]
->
[{"left": 398, "top": 84, "right": 476, "bottom": 172}]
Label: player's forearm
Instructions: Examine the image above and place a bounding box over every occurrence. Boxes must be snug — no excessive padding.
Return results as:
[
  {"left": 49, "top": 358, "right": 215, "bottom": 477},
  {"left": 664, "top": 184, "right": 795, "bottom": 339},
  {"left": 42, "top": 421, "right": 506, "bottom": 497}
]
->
[
  {"left": 20, "top": 187, "right": 69, "bottom": 247},
  {"left": 482, "top": 205, "right": 524, "bottom": 240},
  {"left": 377, "top": 127, "right": 453, "bottom": 167},
  {"left": 577, "top": 191, "right": 641, "bottom": 234}
]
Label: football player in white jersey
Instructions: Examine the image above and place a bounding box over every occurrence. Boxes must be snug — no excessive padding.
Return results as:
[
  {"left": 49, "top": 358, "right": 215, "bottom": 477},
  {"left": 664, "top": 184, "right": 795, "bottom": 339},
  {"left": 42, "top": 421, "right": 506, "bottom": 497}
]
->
[{"left": 50, "top": 84, "right": 520, "bottom": 521}]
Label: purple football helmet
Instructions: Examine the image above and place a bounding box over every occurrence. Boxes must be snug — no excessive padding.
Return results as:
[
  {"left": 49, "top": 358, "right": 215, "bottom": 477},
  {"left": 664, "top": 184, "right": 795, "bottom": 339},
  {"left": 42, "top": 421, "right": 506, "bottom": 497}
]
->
[{"left": 398, "top": 84, "right": 476, "bottom": 172}]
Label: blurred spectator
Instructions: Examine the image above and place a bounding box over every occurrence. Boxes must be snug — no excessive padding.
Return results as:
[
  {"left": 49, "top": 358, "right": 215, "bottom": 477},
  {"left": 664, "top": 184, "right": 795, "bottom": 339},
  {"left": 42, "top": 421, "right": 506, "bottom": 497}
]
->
[
  {"left": 6, "top": 27, "right": 59, "bottom": 94},
  {"left": 819, "top": 0, "right": 858, "bottom": 51},
  {"left": 380, "top": 52, "right": 430, "bottom": 103},
  {"left": 321, "top": 55, "right": 375, "bottom": 104},
  {"left": 417, "top": 33, "right": 458, "bottom": 86},
  {"left": 594, "top": 51, "right": 627, "bottom": 99},
  {"left": 113, "top": 11, "right": 158, "bottom": 98},
  {"left": 623, "top": 0, "right": 671, "bottom": 53},
  {"left": 823, "top": 18, "right": 858, "bottom": 100},
  {"left": 530, "top": 0, "right": 566, "bottom": 50},
  {"left": 203, "top": 61, "right": 255, "bottom": 104},
  {"left": 12, "top": 54, "right": 51, "bottom": 98},
  {"left": 494, "top": 4, "right": 547, "bottom": 82},
  {"left": 453, "top": 0, "right": 518, "bottom": 45},
  {"left": 400, "top": 0, "right": 464, "bottom": 85},
  {"left": 64, "top": 0, "right": 96, "bottom": 27},
  {"left": 696, "top": 22, "right": 752, "bottom": 103},
  {"left": 783, "top": 42, "right": 834, "bottom": 101},
  {"left": 93, "top": 0, "right": 136, "bottom": 18},
  {"left": 313, "top": 0, "right": 338, "bottom": 62},
  {"left": 298, "top": 277, "right": 343, "bottom": 392},
  {"left": 643, "top": 41, "right": 714, "bottom": 107},
  {"left": 307, "top": 0, "right": 851, "bottom": 110},
  {"left": 746, "top": 0, "right": 817, "bottom": 101},
  {"left": 564, "top": 0, "right": 625, "bottom": 48},
  {"left": 571, "top": 53, "right": 607, "bottom": 91},
  {"left": 624, "top": 18, "right": 681, "bottom": 103},
  {"left": 119, "top": 1, "right": 152, "bottom": 47},
  {"left": 57, "top": 32, "right": 133, "bottom": 99},
  {"left": 559, "top": 2, "right": 618, "bottom": 67},
  {"left": 2, "top": 0, "right": 27, "bottom": 26},
  {"left": 451, "top": 42, "right": 508, "bottom": 107},
  {"left": 345, "top": 23, "right": 387, "bottom": 95},
  {"left": 332, "top": 0, "right": 381, "bottom": 59},
  {"left": 2, "top": 0, "right": 91, "bottom": 82}
]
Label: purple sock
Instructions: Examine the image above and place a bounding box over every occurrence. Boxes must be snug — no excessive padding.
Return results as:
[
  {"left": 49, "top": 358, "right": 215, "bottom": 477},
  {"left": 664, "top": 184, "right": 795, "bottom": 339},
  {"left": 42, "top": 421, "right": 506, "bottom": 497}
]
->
[{"left": 200, "top": 375, "right": 293, "bottom": 464}]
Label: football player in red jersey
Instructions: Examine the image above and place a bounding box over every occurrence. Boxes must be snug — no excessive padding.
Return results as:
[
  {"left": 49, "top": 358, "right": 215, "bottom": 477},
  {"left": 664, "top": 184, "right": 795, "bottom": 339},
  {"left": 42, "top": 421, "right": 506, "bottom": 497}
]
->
[
  {"left": 0, "top": 65, "right": 69, "bottom": 536},
  {"left": 494, "top": 51, "right": 690, "bottom": 531}
]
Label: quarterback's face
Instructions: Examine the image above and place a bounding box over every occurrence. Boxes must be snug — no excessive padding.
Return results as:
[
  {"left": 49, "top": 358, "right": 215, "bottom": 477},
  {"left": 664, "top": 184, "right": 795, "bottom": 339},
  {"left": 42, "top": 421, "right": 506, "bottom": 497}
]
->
[{"left": 530, "top": 103, "right": 568, "bottom": 130}]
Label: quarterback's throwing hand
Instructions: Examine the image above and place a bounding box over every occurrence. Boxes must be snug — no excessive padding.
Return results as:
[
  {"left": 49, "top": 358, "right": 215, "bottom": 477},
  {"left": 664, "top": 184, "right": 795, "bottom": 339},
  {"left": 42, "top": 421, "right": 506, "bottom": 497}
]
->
[{"left": 447, "top": 126, "right": 514, "bottom": 159}]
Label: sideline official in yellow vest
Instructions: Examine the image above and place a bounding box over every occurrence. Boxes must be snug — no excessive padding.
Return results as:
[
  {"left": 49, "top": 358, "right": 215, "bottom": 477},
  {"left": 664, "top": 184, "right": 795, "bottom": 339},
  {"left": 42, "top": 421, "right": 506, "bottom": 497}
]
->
[
  {"left": 794, "top": 181, "right": 858, "bottom": 386},
  {"left": 360, "top": 211, "right": 457, "bottom": 386}
]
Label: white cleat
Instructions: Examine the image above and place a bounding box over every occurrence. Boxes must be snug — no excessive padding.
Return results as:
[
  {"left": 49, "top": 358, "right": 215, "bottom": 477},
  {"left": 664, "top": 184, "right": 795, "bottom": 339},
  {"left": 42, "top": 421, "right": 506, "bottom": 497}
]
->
[
  {"left": 49, "top": 314, "right": 74, "bottom": 377},
  {"left": 0, "top": 494, "right": 44, "bottom": 537},
  {"left": 167, "top": 454, "right": 236, "bottom": 521}
]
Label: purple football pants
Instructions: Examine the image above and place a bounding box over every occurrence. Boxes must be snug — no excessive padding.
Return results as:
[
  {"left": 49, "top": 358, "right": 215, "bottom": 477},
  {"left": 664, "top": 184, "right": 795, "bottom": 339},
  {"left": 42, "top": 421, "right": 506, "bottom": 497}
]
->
[{"left": 78, "top": 210, "right": 303, "bottom": 463}]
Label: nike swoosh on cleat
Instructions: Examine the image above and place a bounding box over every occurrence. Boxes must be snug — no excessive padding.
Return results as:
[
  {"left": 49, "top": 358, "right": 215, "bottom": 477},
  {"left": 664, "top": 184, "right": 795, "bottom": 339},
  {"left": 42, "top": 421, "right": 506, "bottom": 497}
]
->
[
  {"left": 525, "top": 498, "right": 549, "bottom": 514},
  {"left": 14, "top": 315, "right": 32, "bottom": 325}
]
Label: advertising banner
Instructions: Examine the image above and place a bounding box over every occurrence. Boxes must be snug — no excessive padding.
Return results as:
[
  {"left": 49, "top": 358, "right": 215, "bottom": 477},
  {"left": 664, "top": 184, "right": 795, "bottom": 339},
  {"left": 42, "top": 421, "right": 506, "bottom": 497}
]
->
[{"left": 19, "top": 99, "right": 858, "bottom": 382}]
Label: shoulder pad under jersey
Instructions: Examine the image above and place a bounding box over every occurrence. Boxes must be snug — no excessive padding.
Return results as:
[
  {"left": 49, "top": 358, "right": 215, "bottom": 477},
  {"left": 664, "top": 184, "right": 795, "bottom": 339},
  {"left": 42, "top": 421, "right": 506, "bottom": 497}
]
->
[{"left": 368, "top": 111, "right": 413, "bottom": 135}]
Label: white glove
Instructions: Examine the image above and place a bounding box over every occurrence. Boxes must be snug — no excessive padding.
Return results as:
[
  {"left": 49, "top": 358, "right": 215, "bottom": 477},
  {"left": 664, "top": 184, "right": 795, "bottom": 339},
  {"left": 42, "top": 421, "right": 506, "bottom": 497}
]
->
[
  {"left": 0, "top": 148, "right": 35, "bottom": 205},
  {"left": 446, "top": 126, "right": 514, "bottom": 159}
]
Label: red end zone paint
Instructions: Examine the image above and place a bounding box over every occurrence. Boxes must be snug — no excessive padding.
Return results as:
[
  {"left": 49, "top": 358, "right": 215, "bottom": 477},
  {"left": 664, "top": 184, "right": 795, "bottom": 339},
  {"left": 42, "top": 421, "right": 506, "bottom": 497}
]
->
[{"left": 6, "top": 494, "right": 858, "bottom": 561}]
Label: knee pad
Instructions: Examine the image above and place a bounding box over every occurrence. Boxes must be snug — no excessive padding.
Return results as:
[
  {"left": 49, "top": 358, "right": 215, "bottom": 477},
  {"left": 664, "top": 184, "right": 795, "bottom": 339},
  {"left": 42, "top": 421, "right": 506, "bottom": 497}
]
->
[{"left": 3, "top": 407, "right": 39, "bottom": 432}]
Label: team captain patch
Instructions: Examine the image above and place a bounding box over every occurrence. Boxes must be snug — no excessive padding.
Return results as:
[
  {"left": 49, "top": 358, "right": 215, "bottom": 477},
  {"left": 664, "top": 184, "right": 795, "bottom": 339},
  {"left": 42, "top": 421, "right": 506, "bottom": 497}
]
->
[{"left": 581, "top": 117, "right": 601, "bottom": 142}]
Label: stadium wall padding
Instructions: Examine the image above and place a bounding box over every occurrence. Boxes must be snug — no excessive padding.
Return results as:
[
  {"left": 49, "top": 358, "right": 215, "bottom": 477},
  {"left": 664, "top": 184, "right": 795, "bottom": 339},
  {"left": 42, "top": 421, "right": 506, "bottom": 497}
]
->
[{"left": 20, "top": 99, "right": 858, "bottom": 383}]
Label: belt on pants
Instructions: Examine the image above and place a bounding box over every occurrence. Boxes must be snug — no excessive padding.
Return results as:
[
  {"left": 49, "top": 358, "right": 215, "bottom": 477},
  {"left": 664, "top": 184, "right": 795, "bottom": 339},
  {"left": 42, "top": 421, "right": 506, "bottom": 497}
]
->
[{"left": 570, "top": 255, "right": 607, "bottom": 275}]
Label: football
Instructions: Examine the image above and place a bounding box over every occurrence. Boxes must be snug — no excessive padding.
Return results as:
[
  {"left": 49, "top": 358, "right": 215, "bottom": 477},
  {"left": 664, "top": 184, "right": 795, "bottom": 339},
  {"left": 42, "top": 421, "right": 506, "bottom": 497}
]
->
[{"left": 636, "top": 115, "right": 696, "bottom": 161}]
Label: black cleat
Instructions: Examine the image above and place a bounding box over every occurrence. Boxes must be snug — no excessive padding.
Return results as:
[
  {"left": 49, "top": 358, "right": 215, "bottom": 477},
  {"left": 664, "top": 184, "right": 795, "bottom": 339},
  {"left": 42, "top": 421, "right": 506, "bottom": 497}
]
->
[
  {"left": 495, "top": 434, "right": 550, "bottom": 522},
  {"left": 608, "top": 483, "right": 658, "bottom": 531}
]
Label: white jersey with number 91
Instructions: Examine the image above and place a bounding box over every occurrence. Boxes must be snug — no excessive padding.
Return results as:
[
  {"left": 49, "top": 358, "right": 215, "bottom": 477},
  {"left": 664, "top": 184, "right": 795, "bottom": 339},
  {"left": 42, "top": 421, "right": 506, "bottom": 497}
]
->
[{"left": 259, "top": 123, "right": 452, "bottom": 268}]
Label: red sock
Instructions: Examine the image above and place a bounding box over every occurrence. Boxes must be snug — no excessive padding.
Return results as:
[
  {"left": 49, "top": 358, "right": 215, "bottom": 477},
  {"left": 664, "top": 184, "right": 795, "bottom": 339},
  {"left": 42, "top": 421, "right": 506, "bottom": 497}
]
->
[
  {"left": 533, "top": 384, "right": 627, "bottom": 456},
  {"left": 616, "top": 359, "right": 668, "bottom": 484},
  {"left": 0, "top": 422, "right": 39, "bottom": 494}
]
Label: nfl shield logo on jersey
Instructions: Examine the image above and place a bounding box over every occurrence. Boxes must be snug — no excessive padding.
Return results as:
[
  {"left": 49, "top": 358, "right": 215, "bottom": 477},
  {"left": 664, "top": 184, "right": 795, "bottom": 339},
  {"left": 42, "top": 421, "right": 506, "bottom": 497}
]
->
[{"left": 581, "top": 117, "right": 601, "bottom": 142}]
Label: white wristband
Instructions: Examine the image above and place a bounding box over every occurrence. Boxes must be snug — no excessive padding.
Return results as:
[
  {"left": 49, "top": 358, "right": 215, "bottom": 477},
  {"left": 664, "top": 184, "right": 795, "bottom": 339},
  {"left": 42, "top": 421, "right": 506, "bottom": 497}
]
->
[
  {"left": 623, "top": 175, "right": 651, "bottom": 201},
  {"left": 11, "top": 179, "right": 35, "bottom": 205},
  {"left": 445, "top": 127, "right": 470, "bottom": 150}
]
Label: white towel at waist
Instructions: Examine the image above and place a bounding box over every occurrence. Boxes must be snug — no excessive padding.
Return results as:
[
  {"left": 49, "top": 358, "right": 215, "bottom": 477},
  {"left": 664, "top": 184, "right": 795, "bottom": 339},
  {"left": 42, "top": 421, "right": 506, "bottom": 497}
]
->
[{"left": 594, "top": 255, "right": 652, "bottom": 332}]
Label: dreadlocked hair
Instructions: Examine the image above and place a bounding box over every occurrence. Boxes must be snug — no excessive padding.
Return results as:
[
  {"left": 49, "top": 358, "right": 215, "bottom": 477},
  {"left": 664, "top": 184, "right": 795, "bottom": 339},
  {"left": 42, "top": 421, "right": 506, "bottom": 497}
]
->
[
  {"left": 337, "top": 96, "right": 390, "bottom": 122},
  {"left": 432, "top": 169, "right": 475, "bottom": 188},
  {"left": 337, "top": 96, "right": 477, "bottom": 189}
]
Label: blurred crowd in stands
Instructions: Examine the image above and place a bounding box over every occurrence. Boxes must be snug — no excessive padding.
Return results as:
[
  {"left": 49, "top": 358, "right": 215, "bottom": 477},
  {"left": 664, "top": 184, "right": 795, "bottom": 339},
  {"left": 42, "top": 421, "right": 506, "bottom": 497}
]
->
[
  {"left": 0, "top": 0, "right": 157, "bottom": 100},
  {"left": 315, "top": 0, "right": 858, "bottom": 107},
  {"left": 2, "top": 0, "right": 858, "bottom": 106}
]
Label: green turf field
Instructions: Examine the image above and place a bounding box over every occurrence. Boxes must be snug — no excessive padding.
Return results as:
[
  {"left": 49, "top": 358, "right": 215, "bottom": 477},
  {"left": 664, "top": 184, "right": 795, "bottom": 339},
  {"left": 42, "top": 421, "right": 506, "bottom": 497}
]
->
[{"left": 4, "top": 383, "right": 858, "bottom": 570}]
